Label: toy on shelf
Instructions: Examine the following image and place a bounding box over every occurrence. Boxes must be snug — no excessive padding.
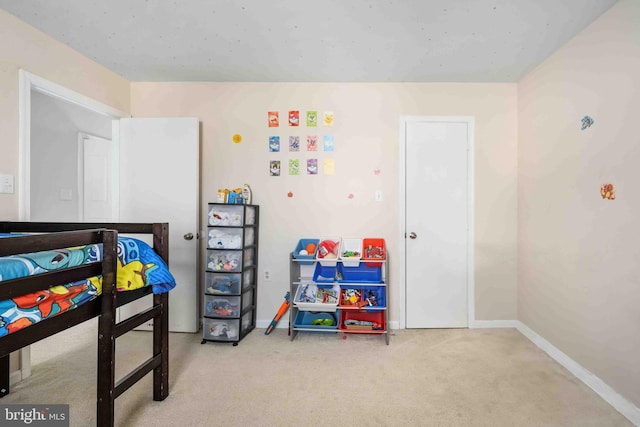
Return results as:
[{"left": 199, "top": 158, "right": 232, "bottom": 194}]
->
[
  {"left": 209, "top": 208, "right": 243, "bottom": 226},
  {"left": 208, "top": 229, "right": 242, "bottom": 249},
  {"left": 341, "top": 288, "right": 361, "bottom": 306},
  {"left": 208, "top": 253, "right": 240, "bottom": 271},
  {"left": 363, "top": 244, "right": 384, "bottom": 259},
  {"left": 297, "top": 284, "right": 316, "bottom": 303},
  {"left": 208, "top": 322, "right": 238, "bottom": 339},
  {"left": 343, "top": 319, "right": 382, "bottom": 330},
  {"left": 207, "top": 275, "right": 235, "bottom": 294},
  {"left": 317, "top": 287, "right": 338, "bottom": 304},
  {"left": 207, "top": 299, "right": 239, "bottom": 317},
  {"left": 359, "top": 289, "right": 378, "bottom": 308},
  {"left": 317, "top": 239, "right": 339, "bottom": 259}
]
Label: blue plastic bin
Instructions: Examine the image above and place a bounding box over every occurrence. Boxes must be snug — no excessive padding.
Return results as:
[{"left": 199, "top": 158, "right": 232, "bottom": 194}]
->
[
  {"left": 336, "top": 263, "right": 383, "bottom": 283},
  {"left": 293, "top": 311, "right": 339, "bottom": 330},
  {"left": 313, "top": 263, "right": 337, "bottom": 283},
  {"left": 293, "top": 238, "right": 320, "bottom": 265}
]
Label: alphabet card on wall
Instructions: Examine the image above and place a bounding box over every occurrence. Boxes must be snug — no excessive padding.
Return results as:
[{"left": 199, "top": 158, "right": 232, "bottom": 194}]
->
[
  {"left": 270, "top": 160, "right": 281, "bottom": 176},
  {"left": 268, "top": 111, "right": 279, "bottom": 127},
  {"left": 269, "top": 136, "right": 280, "bottom": 152},
  {"left": 289, "top": 136, "right": 300, "bottom": 152},
  {"left": 306, "top": 111, "right": 318, "bottom": 127},
  {"left": 323, "top": 135, "right": 334, "bottom": 151},
  {"left": 323, "top": 111, "right": 334, "bottom": 127},
  {"left": 289, "top": 110, "right": 300, "bottom": 126},
  {"left": 289, "top": 159, "right": 300, "bottom": 175},
  {"left": 324, "top": 159, "right": 335, "bottom": 175},
  {"left": 307, "top": 135, "right": 318, "bottom": 151},
  {"left": 307, "top": 159, "right": 318, "bottom": 175}
]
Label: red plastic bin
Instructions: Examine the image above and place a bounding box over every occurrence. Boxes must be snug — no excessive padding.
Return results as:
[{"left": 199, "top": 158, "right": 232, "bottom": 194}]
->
[
  {"left": 362, "top": 238, "right": 386, "bottom": 267},
  {"left": 339, "top": 310, "right": 385, "bottom": 332}
]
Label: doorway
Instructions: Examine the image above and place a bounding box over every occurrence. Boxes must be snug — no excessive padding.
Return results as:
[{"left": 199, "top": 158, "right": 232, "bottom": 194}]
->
[
  {"left": 19, "top": 70, "right": 126, "bottom": 221},
  {"left": 399, "top": 116, "right": 475, "bottom": 328}
]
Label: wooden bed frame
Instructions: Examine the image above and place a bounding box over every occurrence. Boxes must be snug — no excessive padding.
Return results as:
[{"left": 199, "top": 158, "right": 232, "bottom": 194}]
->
[{"left": 0, "top": 222, "right": 170, "bottom": 427}]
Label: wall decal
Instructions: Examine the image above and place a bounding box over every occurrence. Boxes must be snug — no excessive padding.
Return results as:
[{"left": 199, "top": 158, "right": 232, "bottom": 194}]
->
[
  {"left": 232, "top": 134, "right": 242, "bottom": 144},
  {"left": 581, "top": 115, "right": 594, "bottom": 130},
  {"left": 289, "top": 136, "right": 300, "bottom": 152},
  {"left": 374, "top": 169, "right": 381, "bottom": 175},
  {"left": 323, "top": 135, "right": 334, "bottom": 151},
  {"left": 288, "top": 191, "right": 294, "bottom": 198},
  {"left": 306, "top": 111, "right": 318, "bottom": 127},
  {"left": 323, "top": 111, "right": 334, "bottom": 127},
  {"left": 269, "top": 136, "right": 280, "bottom": 152},
  {"left": 600, "top": 183, "right": 615, "bottom": 200},
  {"left": 307, "top": 159, "right": 318, "bottom": 175},
  {"left": 270, "top": 160, "right": 281, "bottom": 176},
  {"left": 307, "top": 135, "right": 318, "bottom": 151},
  {"left": 288, "top": 159, "right": 300, "bottom": 175},
  {"left": 324, "top": 159, "right": 335, "bottom": 175},
  {"left": 268, "top": 111, "right": 279, "bottom": 127},
  {"left": 348, "top": 193, "right": 354, "bottom": 199},
  {"left": 289, "top": 110, "right": 300, "bottom": 126}
]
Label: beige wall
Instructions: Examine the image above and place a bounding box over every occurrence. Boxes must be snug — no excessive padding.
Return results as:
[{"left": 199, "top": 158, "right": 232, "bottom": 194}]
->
[
  {"left": 518, "top": 0, "right": 640, "bottom": 408},
  {"left": 131, "top": 82, "right": 518, "bottom": 326},
  {"left": 0, "top": 9, "right": 130, "bottom": 220}
]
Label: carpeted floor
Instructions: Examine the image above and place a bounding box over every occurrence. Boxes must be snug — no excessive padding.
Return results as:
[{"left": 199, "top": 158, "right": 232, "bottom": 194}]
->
[{"left": 4, "top": 321, "right": 633, "bottom": 426}]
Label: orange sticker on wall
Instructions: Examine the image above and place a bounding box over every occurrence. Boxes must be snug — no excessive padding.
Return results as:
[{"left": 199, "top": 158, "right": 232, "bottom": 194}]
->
[
  {"left": 600, "top": 183, "right": 615, "bottom": 200},
  {"left": 232, "top": 134, "right": 242, "bottom": 144}
]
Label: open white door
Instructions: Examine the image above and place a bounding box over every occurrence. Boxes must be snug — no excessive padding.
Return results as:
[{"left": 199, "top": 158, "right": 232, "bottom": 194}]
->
[{"left": 116, "top": 117, "right": 199, "bottom": 333}]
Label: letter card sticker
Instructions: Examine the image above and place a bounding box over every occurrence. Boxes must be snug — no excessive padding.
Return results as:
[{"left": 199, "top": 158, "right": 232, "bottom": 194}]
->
[{"left": 268, "top": 111, "right": 279, "bottom": 127}]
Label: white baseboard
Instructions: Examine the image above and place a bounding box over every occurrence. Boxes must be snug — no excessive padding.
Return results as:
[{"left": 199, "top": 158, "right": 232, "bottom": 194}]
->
[
  {"left": 515, "top": 321, "right": 640, "bottom": 426},
  {"left": 470, "top": 319, "right": 519, "bottom": 329},
  {"left": 9, "top": 370, "right": 22, "bottom": 386}
]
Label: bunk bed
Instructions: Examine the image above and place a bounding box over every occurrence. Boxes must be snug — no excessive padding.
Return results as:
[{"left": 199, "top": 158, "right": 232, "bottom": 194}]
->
[{"left": 0, "top": 221, "right": 174, "bottom": 427}]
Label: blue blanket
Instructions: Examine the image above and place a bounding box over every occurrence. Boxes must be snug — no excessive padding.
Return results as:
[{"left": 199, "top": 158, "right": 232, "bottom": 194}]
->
[{"left": 0, "top": 235, "right": 175, "bottom": 337}]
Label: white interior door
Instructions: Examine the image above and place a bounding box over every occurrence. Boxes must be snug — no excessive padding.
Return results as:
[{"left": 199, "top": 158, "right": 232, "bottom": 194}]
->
[
  {"left": 404, "top": 117, "right": 473, "bottom": 328},
  {"left": 117, "top": 117, "right": 199, "bottom": 333},
  {"left": 79, "top": 133, "right": 115, "bottom": 222}
]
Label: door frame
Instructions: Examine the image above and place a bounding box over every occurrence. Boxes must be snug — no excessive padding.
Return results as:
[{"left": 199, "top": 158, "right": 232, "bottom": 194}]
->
[
  {"left": 398, "top": 116, "right": 475, "bottom": 329},
  {"left": 18, "top": 69, "right": 127, "bottom": 220},
  {"left": 16, "top": 70, "right": 127, "bottom": 382}
]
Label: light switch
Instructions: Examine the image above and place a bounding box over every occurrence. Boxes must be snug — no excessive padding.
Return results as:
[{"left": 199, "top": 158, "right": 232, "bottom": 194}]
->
[
  {"left": 375, "top": 190, "right": 383, "bottom": 202},
  {"left": 0, "top": 174, "right": 14, "bottom": 194}
]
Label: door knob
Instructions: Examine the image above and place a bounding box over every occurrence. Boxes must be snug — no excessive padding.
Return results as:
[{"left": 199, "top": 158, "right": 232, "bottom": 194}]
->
[
  {"left": 409, "top": 232, "right": 417, "bottom": 239},
  {"left": 183, "top": 232, "right": 194, "bottom": 240}
]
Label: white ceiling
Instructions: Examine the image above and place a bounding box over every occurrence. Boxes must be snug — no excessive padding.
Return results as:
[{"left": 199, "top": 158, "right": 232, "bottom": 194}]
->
[{"left": 1, "top": 0, "right": 618, "bottom": 82}]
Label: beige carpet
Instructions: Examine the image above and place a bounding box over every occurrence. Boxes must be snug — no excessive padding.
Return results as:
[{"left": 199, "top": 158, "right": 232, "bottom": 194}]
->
[{"left": 3, "top": 320, "right": 633, "bottom": 427}]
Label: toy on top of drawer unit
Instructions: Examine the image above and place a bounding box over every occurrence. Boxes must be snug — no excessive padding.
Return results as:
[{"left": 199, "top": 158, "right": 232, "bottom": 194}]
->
[
  {"left": 208, "top": 229, "right": 242, "bottom": 249},
  {"left": 209, "top": 208, "right": 242, "bottom": 226}
]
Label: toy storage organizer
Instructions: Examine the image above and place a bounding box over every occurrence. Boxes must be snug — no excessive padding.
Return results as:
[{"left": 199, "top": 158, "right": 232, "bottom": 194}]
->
[
  {"left": 289, "top": 237, "right": 389, "bottom": 345},
  {"left": 202, "top": 203, "right": 259, "bottom": 345}
]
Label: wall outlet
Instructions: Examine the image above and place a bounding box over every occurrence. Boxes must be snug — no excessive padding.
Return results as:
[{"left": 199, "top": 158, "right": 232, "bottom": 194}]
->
[{"left": 264, "top": 270, "right": 271, "bottom": 281}]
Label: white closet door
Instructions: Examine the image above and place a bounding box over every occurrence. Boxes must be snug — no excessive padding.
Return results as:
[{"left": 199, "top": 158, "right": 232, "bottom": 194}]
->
[{"left": 405, "top": 119, "right": 471, "bottom": 328}]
